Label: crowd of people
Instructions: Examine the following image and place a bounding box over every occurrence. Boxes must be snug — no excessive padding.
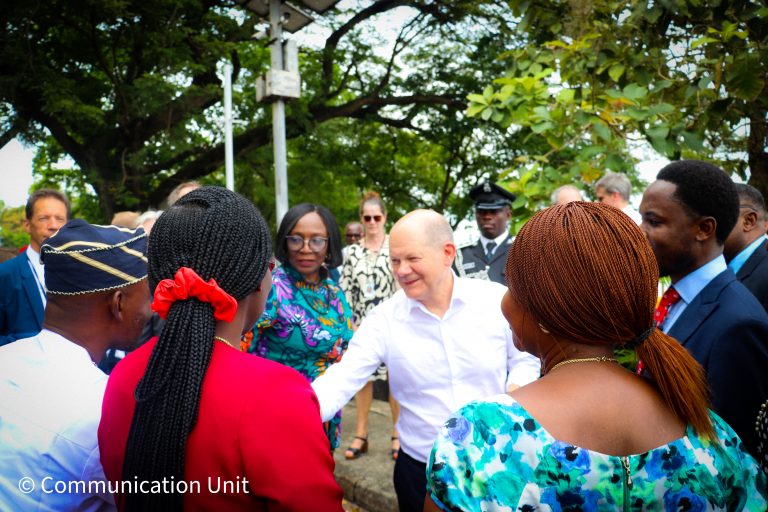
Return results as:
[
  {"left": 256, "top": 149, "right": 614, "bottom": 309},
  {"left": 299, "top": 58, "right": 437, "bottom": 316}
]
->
[{"left": 0, "top": 160, "right": 767, "bottom": 512}]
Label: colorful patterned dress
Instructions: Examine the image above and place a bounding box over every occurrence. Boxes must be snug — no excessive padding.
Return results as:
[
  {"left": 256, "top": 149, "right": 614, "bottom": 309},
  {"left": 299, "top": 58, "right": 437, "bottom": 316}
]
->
[
  {"left": 340, "top": 237, "right": 397, "bottom": 326},
  {"left": 248, "top": 265, "right": 354, "bottom": 449},
  {"left": 428, "top": 394, "right": 768, "bottom": 511}
]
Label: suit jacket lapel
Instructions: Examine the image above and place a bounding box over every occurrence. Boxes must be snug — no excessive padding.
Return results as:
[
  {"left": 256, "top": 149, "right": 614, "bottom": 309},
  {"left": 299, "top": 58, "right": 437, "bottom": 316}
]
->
[
  {"left": 470, "top": 241, "right": 486, "bottom": 261},
  {"left": 667, "top": 270, "right": 733, "bottom": 346},
  {"left": 19, "top": 257, "right": 44, "bottom": 325},
  {"left": 737, "top": 241, "right": 768, "bottom": 281}
]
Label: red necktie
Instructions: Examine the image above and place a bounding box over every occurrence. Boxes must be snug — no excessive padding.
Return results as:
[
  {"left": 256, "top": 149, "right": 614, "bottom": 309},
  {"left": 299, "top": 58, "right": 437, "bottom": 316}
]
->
[
  {"left": 637, "top": 286, "right": 681, "bottom": 376},
  {"left": 654, "top": 287, "right": 681, "bottom": 329}
]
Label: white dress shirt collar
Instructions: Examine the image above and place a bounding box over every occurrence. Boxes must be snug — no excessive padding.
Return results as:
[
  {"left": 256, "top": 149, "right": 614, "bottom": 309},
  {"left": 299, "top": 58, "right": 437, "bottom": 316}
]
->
[
  {"left": 396, "top": 272, "right": 469, "bottom": 320},
  {"left": 479, "top": 231, "right": 509, "bottom": 253},
  {"left": 26, "top": 245, "right": 47, "bottom": 290}
]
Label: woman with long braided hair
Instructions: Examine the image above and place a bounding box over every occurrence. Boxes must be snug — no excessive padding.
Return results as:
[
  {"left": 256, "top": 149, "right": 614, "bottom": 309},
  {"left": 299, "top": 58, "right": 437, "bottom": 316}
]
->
[
  {"left": 98, "top": 187, "right": 343, "bottom": 511},
  {"left": 426, "top": 202, "right": 767, "bottom": 511}
]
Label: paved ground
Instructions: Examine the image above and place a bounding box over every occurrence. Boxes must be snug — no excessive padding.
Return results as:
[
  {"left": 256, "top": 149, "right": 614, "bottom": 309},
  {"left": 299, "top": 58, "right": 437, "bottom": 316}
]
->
[{"left": 334, "top": 399, "right": 398, "bottom": 512}]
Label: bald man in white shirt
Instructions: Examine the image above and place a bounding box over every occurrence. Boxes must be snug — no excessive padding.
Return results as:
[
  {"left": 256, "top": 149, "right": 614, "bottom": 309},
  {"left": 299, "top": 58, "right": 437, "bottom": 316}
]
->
[{"left": 312, "top": 209, "right": 540, "bottom": 512}]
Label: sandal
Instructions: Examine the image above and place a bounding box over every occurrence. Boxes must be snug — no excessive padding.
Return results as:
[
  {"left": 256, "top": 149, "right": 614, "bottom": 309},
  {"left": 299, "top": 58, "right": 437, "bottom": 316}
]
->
[
  {"left": 344, "top": 436, "right": 368, "bottom": 460},
  {"left": 391, "top": 436, "right": 400, "bottom": 460}
]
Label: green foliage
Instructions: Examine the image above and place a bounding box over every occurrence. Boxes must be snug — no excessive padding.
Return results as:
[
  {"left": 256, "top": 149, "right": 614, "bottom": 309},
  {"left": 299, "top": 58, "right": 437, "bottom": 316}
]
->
[
  {"left": 31, "top": 137, "right": 104, "bottom": 222},
  {"left": 467, "top": 0, "right": 768, "bottom": 227},
  {"left": 1, "top": 0, "right": 521, "bottom": 224},
  {"left": 0, "top": 204, "right": 27, "bottom": 249}
]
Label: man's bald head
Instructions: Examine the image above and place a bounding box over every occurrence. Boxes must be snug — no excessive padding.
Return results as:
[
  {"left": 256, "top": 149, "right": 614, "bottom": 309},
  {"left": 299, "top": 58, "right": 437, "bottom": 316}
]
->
[{"left": 391, "top": 209, "right": 453, "bottom": 249}]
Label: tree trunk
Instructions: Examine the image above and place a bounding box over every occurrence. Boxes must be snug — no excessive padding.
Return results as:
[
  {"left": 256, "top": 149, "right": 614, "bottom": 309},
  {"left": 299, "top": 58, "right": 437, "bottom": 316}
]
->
[{"left": 747, "top": 107, "right": 768, "bottom": 200}]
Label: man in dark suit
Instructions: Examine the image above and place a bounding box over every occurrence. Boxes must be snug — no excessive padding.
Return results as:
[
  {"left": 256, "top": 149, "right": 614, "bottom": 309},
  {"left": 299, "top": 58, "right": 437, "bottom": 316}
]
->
[
  {"left": 0, "top": 189, "right": 69, "bottom": 346},
  {"left": 455, "top": 182, "right": 516, "bottom": 285},
  {"left": 640, "top": 160, "right": 768, "bottom": 458},
  {"left": 724, "top": 183, "right": 768, "bottom": 312}
]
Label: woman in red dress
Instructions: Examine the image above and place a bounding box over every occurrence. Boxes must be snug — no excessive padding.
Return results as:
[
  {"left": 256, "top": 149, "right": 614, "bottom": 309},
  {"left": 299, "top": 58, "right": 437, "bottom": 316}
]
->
[{"left": 98, "top": 187, "right": 343, "bottom": 511}]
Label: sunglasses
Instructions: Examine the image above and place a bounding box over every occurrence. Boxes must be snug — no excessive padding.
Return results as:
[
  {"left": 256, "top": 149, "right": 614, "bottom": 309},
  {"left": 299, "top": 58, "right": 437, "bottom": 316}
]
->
[
  {"left": 345, "top": 233, "right": 362, "bottom": 240},
  {"left": 286, "top": 235, "right": 328, "bottom": 253},
  {"left": 363, "top": 215, "right": 382, "bottom": 223}
]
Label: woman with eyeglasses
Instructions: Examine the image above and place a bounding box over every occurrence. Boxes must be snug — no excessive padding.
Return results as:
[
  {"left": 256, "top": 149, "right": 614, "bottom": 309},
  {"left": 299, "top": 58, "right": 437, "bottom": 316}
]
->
[
  {"left": 247, "top": 203, "right": 354, "bottom": 451},
  {"left": 339, "top": 191, "right": 401, "bottom": 460}
]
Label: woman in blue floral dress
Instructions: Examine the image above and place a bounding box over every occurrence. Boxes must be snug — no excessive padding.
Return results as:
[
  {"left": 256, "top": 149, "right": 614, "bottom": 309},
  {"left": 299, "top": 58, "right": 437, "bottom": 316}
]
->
[
  {"left": 427, "top": 203, "right": 767, "bottom": 511},
  {"left": 248, "top": 203, "right": 354, "bottom": 450}
]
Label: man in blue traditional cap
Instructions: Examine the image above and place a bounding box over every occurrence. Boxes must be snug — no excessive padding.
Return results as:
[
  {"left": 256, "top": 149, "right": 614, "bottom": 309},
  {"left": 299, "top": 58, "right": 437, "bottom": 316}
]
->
[
  {"left": 455, "top": 182, "right": 517, "bottom": 285},
  {"left": 0, "top": 219, "right": 151, "bottom": 511}
]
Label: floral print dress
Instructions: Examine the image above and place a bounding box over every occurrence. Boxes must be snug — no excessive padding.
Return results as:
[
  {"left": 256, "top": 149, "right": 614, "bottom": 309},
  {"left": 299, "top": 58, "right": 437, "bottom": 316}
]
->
[
  {"left": 428, "top": 394, "right": 767, "bottom": 511},
  {"left": 248, "top": 265, "right": 354, "bottom": 449},
  {"left": 340, "top": 237, "right": 397, "bottom": 326}
]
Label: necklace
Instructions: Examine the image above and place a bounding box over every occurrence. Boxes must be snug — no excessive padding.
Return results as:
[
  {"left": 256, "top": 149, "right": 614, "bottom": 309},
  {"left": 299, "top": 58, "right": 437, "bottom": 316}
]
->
[
  {"left": 548, "top": 356, "right": 617, "bottom": 374},
  {"left": 214, "top": 336, "right": 236, "bottom": 349}
]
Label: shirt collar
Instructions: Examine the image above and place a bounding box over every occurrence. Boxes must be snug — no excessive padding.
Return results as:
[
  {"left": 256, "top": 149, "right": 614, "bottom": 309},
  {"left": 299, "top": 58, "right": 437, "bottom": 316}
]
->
[
  {"left": 26, "top": 245, "right": 47, "bottom": 292},
  {"left": 26, "top": 245, "right": 42, "bottom": 264},
  {"left": 479, "top": 231, "right": 509, "bottom": 248},
  {"left": 397, "top": 272, "right": 466, "bottom": 319},
  {"left": 674, "top": 254, "right": 727, "bottom": 305},
  {"left": 728, "top": 237, "right": 765, "bottom": 275}
]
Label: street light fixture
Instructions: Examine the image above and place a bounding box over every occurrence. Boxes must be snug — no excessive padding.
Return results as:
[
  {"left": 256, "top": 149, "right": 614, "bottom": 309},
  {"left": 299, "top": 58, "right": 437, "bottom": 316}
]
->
[{"left": 234, "top": 0, "right": 314, "bottom": 33}]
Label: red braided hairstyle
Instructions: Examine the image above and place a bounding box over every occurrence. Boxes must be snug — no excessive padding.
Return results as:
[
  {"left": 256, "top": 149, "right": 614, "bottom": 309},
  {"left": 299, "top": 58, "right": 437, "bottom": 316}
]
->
[{"left": 505, "top": 202, "right": 715, "bottom": 440}]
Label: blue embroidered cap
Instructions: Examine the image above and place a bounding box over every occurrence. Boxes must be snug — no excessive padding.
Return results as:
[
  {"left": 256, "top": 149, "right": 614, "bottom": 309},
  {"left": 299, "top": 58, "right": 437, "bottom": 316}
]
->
[{"left": 41, "top": 219, "right": 148, "bottom": 295}]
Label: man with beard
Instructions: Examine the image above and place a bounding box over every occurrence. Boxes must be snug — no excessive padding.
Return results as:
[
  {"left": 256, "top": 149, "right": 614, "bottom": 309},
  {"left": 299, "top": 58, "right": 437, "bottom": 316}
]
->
[{"left": 639, "top": 160, "right": 768, "bottom": 459}]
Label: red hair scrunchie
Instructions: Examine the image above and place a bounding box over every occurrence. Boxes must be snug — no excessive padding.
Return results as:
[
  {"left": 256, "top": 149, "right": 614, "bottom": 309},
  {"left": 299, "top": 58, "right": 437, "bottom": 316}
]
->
[{"left": 151, "top": 267, "right": 238, "bottom": 322}]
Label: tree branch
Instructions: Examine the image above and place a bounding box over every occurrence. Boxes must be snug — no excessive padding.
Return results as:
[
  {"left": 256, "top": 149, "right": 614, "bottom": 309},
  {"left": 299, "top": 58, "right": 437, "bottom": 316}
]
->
[
  {"left": 311, "top": 94, "right": 463, "bottom": 122},
  {"left": 320, "top": 0, "right": 410, "bottom": 98}
]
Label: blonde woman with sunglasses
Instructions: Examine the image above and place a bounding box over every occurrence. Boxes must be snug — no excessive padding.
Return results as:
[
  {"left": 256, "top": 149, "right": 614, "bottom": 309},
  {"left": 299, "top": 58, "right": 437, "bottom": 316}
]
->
[{"left": 340, "top": 191, "right": 401, "bottom": 460}]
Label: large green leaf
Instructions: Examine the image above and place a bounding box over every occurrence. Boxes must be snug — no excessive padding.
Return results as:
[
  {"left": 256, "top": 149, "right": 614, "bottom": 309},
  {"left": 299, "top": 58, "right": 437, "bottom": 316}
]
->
[
  {"left": 608, "top": 64, "right": 626, "bottom": 82},
  {"left": 726, "top": 55, "right": 765, "bottom": 100}
]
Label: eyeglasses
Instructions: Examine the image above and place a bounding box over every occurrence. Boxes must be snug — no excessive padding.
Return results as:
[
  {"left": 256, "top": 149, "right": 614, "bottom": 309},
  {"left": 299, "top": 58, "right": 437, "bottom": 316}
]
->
[
  {"left": 345, "top": 233, "right": 362, "bottom": 241},
  {"left": 285, "top": 235, "right": 328, "bottom": 252},
  {"left": 363, "top": 215, "right": 382, "bottom": 223}
]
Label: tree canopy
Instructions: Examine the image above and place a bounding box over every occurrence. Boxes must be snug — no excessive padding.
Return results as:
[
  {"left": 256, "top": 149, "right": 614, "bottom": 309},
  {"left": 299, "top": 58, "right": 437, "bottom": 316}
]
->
[
  {"left": 1, "top": 0, "right": 518, "bottom": 222},
  {"left": 467, "top": 0, "right": 768, "bottom": 225},
  {"left": 3, "top": 0, "right": 765, "bottom": 229}
]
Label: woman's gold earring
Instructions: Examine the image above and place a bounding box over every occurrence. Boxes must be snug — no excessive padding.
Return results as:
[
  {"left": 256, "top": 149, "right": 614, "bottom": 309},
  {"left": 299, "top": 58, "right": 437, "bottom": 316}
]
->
[{"left": 538, "top": 323, "right": 550, "bottom": 334}]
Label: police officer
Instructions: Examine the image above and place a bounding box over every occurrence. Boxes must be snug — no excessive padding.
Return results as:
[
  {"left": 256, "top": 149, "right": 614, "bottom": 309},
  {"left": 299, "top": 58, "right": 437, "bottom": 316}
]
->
[{"left": 455, "top": 182, "right": 516, "bottom": 284}]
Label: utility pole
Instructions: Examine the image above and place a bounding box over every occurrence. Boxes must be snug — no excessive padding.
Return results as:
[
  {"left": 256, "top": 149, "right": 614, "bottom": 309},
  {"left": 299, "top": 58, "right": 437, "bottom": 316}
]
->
[{"left": 223, "top": 63, "right": 234, "bottom": 192}]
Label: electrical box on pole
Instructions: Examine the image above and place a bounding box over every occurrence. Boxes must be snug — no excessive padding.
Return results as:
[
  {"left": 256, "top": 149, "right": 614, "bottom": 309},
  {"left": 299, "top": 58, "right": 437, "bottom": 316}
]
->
[
  {"left": 256, "top": 39, "right": 300, "bottom": 102},
  {"left": 256, "top": 70, "right": 301, "bottom": 101}
]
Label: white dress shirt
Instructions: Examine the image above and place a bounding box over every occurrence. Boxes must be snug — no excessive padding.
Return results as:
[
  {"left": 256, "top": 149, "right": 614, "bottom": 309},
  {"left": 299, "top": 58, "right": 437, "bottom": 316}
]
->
[
  {"left": 312, "top": 277, "right": 540, "bottom": 462},
  {"left": 0, "top": 330, "right": 115, "bottom": 511},
  {"left": 621, "top": 204, "right": 642, "bottom": 225},
  {"left": 26, "top": 246, "right": 47, "bottom": 306}
]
